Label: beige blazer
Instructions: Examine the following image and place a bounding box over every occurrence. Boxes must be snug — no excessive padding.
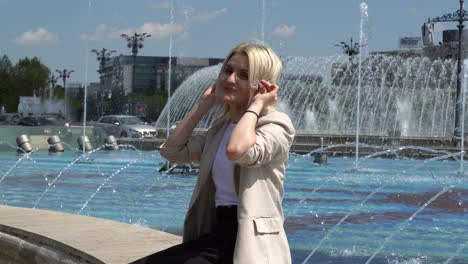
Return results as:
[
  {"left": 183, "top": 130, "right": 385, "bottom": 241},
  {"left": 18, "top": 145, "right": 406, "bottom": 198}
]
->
[{"left": 160, "top": 109, "right": 295, "bottom": 264}]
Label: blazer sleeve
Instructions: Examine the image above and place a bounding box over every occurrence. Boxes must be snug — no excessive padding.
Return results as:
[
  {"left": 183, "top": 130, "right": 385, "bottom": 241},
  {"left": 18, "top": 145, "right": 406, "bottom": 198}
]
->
[
  {"left": 159, "top": 132, "right": 207, "bottom": 164},
  {"left": 233, "top": 122, "right": 292, "bottom": 167}
]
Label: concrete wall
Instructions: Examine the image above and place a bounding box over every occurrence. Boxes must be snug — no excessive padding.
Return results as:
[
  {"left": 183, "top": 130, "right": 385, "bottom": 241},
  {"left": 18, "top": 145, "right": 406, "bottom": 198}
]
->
[
  {"left": 0, "top": 227, "right": 100, "bottom": 264},
  {"left": 0, "top": 206, "right": 181, "bottom": 264}
]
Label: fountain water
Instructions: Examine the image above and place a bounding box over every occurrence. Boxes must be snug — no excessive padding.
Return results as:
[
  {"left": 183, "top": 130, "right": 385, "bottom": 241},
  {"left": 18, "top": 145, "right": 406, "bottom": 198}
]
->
[
  {"left": 261, "top": 0, "right": 266, "bottom": 41},
  {"left": 155, "top": 55, "right": 459, "bottom": 138},
  {"left": 2, "top": 2, "right": 468, "bottom": 264},
  {"left": 166, "top": 0, "right": 174, "bottom": 138},
  {"left": 1, "top": 140, "right": 467, "bottom": 263},
  {"left": 355, "top": 2, "right": 369, "bottom": 169},
  {"left": 152, "top": 3, "right": 468, "bottom": 263}
]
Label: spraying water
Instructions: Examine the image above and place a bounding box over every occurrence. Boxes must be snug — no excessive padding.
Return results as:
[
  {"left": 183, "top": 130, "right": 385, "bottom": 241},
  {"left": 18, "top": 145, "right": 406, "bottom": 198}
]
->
[
  {"left": 82, "top": 46, "right": 89, "bottom": 154},
  {"left": 166, "top": 0, "right": 174, "bottom": 138},
  {"left": 80, "top": 0, "right": 94, "bottom": 154},
  {"left": 460, "top": 60, "right": 467, "bottom": 173},
  {"left": 261, "top": 0, "right": 266, "bottom": 41},
  {"left": 155, "top": 55, "right": 458, "bottom": 136},
  {"left": 355, "top": 2, "right": 369, "bottom": 170}
]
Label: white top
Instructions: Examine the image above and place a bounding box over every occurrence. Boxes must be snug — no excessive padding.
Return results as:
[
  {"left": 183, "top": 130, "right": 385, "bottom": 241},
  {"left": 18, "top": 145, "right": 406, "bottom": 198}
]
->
[{"left": 212, "top": 123, "right": 238, "bottom": 207}]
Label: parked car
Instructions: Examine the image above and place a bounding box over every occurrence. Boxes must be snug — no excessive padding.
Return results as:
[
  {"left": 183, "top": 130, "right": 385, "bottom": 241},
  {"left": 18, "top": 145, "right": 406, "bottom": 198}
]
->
[
  {"left": 42, "top": 112, "right": 70, "bottom": 123},
  {"left": 0, "top": 113, "right": 21, "bottom": 125},
  {"left": 17, "top": 115, "right": 69, "bottom": 127},
  {"left": 94, "top": 115, "right": 158, "bottom": 138}
]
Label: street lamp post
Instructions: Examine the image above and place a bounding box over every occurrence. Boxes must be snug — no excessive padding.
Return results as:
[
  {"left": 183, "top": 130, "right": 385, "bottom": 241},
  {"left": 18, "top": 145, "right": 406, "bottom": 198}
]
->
[
  {"left": 48, "top": 74, "right": 59, "bottom": 100},
  {"left": 91, "top": 48, "right": 116, "bottom": 117},
  {"left": 56, "top": 69, "right": 74, "bottom": 118},
  {"left": 120, "top": 32, "right": 151, "bottom": 114},
  {"left": 335, "top": 38, "right": 360, "bottom": 62},
  {"left": 428, "top": 0, "right": 468, "bottom": 146}
]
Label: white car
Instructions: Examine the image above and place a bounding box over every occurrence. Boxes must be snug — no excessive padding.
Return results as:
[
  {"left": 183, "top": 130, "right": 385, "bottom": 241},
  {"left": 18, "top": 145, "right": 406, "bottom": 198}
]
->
[{"left": 94, "top": 115, "right": 158, "bottom": 138}]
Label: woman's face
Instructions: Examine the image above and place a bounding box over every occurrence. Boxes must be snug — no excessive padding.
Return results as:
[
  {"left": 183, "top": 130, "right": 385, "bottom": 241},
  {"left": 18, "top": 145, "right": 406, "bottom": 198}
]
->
[{"left": 215, "top": 52, "right": 252, "bottom": 110}]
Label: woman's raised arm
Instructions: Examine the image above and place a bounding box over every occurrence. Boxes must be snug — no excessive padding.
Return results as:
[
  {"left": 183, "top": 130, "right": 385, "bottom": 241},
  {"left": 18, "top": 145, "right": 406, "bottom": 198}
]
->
[{"left": 163, "top": 85, "right": 217, "bottom": 148}]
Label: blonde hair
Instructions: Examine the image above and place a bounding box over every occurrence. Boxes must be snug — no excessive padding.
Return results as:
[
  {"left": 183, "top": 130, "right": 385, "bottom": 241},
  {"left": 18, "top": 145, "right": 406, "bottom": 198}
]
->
[{"left": 219, "top": 41, "right": 283, "bottom": 118}]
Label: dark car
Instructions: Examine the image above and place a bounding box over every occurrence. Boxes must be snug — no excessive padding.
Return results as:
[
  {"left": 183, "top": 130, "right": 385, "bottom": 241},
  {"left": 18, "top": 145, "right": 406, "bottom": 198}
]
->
[
  {"left": 17, "top": 115, "right": 69, "bottom": 127},
  {"left": 0, "top": 113, "right": 21, "bottom": 125}
]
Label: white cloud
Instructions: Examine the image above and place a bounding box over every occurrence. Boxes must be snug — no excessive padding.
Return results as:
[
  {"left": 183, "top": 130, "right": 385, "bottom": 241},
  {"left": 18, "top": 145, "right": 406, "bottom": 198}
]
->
[
  {"left": 14, "top": 28, "right": 59, "bottom": 45},
  {"left": 80, "top": 24, "right": 121, "bottom": 42},
  {"left": 147, "top": 1, "right": 172, "bottom": 9},
  {"left": 81, "top": 23, "right": 184, "bottom": 42},
  {"left": 191, "top": 8, "right": 228, "bottom": 23},
  {"left": 139, "top": 22, "right": 184, "bottom": 40},
  {"left": 271, "top": 25, "right": 296, "bottom": 38}
]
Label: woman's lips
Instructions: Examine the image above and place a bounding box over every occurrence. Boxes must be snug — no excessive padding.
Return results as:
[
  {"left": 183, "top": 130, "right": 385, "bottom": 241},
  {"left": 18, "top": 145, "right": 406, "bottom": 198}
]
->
[{"left": 223, "top": 86, "right": 235, "bottom": 93}]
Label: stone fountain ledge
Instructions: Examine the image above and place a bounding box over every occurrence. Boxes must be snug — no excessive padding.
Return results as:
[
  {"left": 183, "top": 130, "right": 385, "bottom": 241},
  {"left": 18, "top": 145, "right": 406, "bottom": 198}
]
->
[
  {"left": 119, "top": 134, "right": 464, "bottom": 156},
  {"left": 0, "top": 205, "right": 181, "bottom": 264}
]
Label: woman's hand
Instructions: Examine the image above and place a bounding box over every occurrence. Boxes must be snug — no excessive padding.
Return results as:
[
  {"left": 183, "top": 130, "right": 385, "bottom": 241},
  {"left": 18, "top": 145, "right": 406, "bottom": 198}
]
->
[
  {"left": 164, "top": 85, "right": 217, "bottom": 148},
  {"left": 197, "top": 84, "right": 217, "bottom": 112},
  {"left": 251, "top": 80, "right": 279, "bottom": 110}
]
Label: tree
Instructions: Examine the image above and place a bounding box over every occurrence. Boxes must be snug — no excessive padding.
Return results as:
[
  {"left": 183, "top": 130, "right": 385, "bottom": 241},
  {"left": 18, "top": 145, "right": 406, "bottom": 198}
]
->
[
  {"left": 0, "top": 55, "right": 15, "bottom": 112},
  {"left": 0, "top": 56, "right": 50, "bottom": 113},
  {"left": 0, "top": 55, "right": 57, "bottom": 113},
  {"left": 0, "top": 55, "right": 13, "bottom": 71},
  {"left": 142, "top": 90, "right": 167, "bottom": 123},
  {"left": 12, "top": 57, "right": 50, "bottom": 98},
  {"left": 109, "top": 87, "right": 127, "bottom": 114},
  {"left": 53, "top": 85, "right": 65, "bottom": 99},
  {"left": 72, "top": 85, "right": 85, "bottom": 121}
]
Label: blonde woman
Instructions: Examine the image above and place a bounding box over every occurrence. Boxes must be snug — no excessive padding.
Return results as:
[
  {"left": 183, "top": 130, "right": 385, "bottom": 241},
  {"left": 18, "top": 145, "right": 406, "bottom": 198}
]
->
[{"left": 134, "top": 42, "right": 295, "bottom": 264}]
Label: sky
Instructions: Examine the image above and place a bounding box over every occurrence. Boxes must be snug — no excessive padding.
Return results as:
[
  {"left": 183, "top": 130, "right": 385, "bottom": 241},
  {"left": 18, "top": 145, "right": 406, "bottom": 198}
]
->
[{"left": 0, "top": 0, "right": 461, "bottom": 83}]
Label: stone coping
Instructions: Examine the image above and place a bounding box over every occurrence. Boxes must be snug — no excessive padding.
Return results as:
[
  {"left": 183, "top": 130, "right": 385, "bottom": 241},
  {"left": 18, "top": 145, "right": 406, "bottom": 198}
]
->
[{"left": 0, "top": 205, "right": 181, "bottom": 264}]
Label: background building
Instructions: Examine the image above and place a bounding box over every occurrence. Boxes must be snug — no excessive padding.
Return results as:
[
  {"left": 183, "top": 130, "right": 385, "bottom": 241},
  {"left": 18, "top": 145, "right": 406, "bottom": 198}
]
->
[
  {"left": 100, "top": 55, "right": 224, "bottom": 96},
  {"left": 423, "top": 29, "right": 468, "bottom": 60},
  {"left": 373, "top": 25, "right": 468, "bottom": 61}
]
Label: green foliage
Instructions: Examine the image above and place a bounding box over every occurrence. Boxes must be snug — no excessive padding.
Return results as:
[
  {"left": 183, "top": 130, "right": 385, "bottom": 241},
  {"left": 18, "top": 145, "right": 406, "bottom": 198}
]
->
[
  {"left": 85, "top": 94, "right": 100, "bottom": 121},
  {"left": 0, "top": 55, "right": 50, "bottom": 112},
  {"left": 53, "top": 85, "right": 65, "bottom": 99},
  {"left": 128, "top": 90, "right": 167, "bottom": 123},
  {"left": 109, "top": 87, "right": 127, "bottom": 114},
  {"left": 0, "top": 53, "right": 170, "bottom": 123},
  {"left": 0, "top": 55, "right": 13, "bottom": 71},
  {"left": 0, "top": 55, "right": 15, "bottom": 112},
  {"left": 13, "top": 57, "right": 50, "bottom": 97}
]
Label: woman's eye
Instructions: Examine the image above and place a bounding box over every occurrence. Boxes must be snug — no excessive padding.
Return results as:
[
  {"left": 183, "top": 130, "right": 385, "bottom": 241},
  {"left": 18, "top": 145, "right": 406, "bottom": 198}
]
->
[
  {"left": 239, "top": 74, "right": 248, "bottom": 80},
  {"left": 224, "top": 67, "right": 233, "bottom": 75}
]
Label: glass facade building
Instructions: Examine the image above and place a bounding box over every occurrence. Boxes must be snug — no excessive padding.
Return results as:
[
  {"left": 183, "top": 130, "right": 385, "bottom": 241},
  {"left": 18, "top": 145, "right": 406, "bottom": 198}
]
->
[{"left": 100, "top": 55, "right": 224, "bottom": 95}]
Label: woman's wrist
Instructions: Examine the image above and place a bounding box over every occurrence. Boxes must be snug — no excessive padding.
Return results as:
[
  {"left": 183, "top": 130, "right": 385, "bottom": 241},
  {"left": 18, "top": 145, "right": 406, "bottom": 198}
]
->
[
  {"left": 247, "top": 100, "right": 264, "bottom": 114},
  {"left": 190, "top": 103, "right": 210, "bottom": 121},
  {"left": 195, "top": 101, "right": 213, "bottom": 114}
]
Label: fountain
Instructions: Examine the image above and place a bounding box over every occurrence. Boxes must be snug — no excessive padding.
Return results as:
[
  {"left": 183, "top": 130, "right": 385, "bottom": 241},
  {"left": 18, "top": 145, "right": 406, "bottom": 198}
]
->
[
  {"left": 1, "top": 1, "right": 468, "bottom": 264},
  {"left": 154, "top": 54, "right": 461, "bottom": 138},
  {"left": 0, "top": 140, "right": 467, "bottom": 263}
]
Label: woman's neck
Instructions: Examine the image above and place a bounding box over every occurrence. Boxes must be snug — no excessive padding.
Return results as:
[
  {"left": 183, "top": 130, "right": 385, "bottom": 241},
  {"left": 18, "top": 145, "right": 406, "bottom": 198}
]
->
[{"left": 227, "top": 105, "right": 245, "bottom": 123}]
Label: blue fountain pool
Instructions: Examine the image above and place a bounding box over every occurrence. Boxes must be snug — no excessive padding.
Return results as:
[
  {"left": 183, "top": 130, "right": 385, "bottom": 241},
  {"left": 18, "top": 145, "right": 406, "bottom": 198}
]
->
[{"left": 0, "top": 148, "right": 467, "bottom": 263}]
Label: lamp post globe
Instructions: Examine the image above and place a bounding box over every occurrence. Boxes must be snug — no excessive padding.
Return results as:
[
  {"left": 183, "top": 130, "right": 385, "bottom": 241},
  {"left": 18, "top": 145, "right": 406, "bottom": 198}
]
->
[{"left": 120, "top": 32, "right": 151, "bottom": 114}]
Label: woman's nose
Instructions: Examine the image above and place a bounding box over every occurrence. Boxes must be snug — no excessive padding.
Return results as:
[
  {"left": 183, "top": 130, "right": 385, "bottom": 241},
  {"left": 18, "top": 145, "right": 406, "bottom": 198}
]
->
[{"left": 226, "top": 72, "right": 236, "bottom": 83}]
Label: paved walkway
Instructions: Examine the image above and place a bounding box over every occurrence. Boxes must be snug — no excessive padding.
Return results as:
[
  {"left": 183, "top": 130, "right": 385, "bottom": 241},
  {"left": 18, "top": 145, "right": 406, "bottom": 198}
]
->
[{"left": 0, "top": 205, "right": 181, "bottom": 263}]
